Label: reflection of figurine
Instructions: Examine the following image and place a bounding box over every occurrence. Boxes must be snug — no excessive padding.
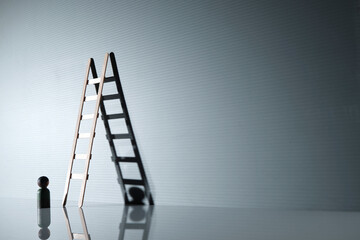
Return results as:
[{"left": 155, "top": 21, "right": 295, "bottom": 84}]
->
[
  {"left": 37, "top": 176, "right": 50, "bottom": 208},
  {"left": 38, "top": 208, "right": 51, "bottom": 240},
  {"left": 38, "top": 227, "right": 50, "bottom": 240}
]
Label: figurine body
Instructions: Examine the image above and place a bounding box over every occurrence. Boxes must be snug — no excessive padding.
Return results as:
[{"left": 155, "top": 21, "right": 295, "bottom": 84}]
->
[{"left": 37, "top": 176, "right": 50, "bottom": 209}]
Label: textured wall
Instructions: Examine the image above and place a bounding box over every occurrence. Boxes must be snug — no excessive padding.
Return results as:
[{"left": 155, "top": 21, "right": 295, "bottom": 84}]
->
[{"left": 0, "top": 0, "right": 359, "bottom": 209}]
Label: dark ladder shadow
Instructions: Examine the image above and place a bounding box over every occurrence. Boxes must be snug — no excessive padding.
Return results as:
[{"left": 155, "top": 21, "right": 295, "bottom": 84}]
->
[
  {"left": 90, "top": 52, "right": 154, "bottom": 205},
  {"left": 63, "top": 207, "right": 90, "bottom": 240},
  {"left": 118, "top": 205, "right": 154, "bottom": 240}
]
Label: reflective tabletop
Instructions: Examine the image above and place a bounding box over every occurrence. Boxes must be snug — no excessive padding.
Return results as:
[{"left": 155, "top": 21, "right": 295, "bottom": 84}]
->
[{"left": 0, "top": 198, "right": 360, "bottom": 239}]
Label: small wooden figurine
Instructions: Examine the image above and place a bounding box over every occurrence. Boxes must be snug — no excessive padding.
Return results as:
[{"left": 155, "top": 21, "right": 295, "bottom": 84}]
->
[
  {"left": 37, "top": 176, "right": 50, "bottom": 209},
  {"left": 37, "top": 176, "right": 51, "bottom": 239}
]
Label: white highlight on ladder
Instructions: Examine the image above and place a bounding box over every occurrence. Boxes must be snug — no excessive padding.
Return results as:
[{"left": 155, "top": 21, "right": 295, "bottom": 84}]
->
[
  {"left": 88, "top": 78, "right": 101, "bottom": 84},
  {"left": 78, "top": 133, "right": 91, "bottom": 138},
  {"left": 75, "top": 154, "right": 88, "bottom": 160},
  {"left": 85, "top": 95, "right": 98, "bottom": 102},
  {"left": 81, "top": 114, "right": 96, "bottom": 120}
]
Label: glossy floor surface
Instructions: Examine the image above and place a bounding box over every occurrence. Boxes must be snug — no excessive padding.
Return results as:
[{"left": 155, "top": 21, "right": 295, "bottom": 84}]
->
[{"left": 1, "top": 198, "right": 360, "bottom": 239}]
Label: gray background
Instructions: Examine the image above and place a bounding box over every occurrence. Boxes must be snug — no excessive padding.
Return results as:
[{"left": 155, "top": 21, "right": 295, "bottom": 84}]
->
[{"left": 0, "top": 0, "right": 359, "bottom": 209}]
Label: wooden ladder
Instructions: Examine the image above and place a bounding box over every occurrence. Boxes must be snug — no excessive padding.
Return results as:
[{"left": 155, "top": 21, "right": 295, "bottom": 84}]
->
[
  {"left": 62, "top": 53, "right": 109, "bottom": 207},
  {"left": 63, "top": 52, "right": 154, "bottom": 207}
]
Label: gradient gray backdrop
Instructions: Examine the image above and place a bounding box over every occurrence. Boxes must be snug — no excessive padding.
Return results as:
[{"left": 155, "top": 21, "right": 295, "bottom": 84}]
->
[{"left": 0, "top": 0, "right": 359, "bottom": 209}]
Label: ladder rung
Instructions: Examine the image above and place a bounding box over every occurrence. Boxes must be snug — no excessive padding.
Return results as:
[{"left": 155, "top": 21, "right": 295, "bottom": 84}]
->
[
  {"left": 71, "top": 173, "right": 89, "bottom": 180},
  {"left": 73, "top": 233, "right": 86, "bottom": 239},
  {"left": 88, "top": 76, "right": 115, "bottom": 85},
  {"left": 102, "top": 94, "right": 120, "bottom": 101},
  {"left": 108, "top": 134, "right": 131, "bottom": 140},
  {"left": 88, "top": 78, "right": 101, "bottom": 84},
  {"left": 105, "top": 76, "right": 115, "bottom": 83},
  {"left": 81, "top": 113, "right": 98, "bottom": 120},
  {"left": 101, "top": 113, "right": 125, "bottom": 120},
  {"left": 125, "top": 223, "right": 146, "bottom": 229},
  {"left": 74, "top": 154, "right": 90, "bottom": 160},
  {"left": 85, "top": 95, "right": 98, "bottom": 101},
  {"left": 112, "top": 156, "right": 137, "bottom": 162},
  {"left": 123, "top": 179, "right": 143, "bottom": 185},
  {"left": 78, "top": 133, "right": 93, "bottom": 138}
]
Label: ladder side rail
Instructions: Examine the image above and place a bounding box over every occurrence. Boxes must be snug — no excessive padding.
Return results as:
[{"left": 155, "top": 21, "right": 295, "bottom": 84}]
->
[
  {"left": 118, "top": 206, "right": 130, "bottom": 240},
  {"left": 113, "top": 161, "right": 130, "bottom": 204},
  {"left": 91, "top": 59, "right": 118, "bottom": 159},
  {"left": 142, "top": 206, "right": 154, "bottom": 240},
  {"left": 79, "top": 208, "right": 91, "bottom": 240},
  {"left": 62, "top": 207, "right": 75, "bottom": 239},
  {"left": 92, "top": 61, "right": 130, "bottom": 204},
  {"left": 78, "top": 54, "right": 109, "bottom": 207},
  {"left": 109, "top": 52, "right": 154, "bottom": 205},
  {"left": 63, "top": 58, "right": 93, "bottom": 206}
]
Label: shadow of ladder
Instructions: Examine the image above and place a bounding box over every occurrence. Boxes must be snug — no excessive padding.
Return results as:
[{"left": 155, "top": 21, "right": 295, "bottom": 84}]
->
[{"left": 91, "top": 52, "right": 154, "bottom": 205}]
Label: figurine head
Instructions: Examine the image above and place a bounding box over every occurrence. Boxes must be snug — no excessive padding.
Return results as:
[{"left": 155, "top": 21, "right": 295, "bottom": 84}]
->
[{"left": 38, "top": 176, "right": 49, "bottom": 188}]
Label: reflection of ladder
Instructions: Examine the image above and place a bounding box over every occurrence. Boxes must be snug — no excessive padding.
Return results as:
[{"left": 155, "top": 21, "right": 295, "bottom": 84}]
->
[
  {"left": 63, "top": 208, "right": 91, "bottom": 240},
  {"left": 118, "top": 206, "right": 154, "bottom": 240},
  {"left": 63, "top": 52, "right": 154, "bottom": 207}
]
